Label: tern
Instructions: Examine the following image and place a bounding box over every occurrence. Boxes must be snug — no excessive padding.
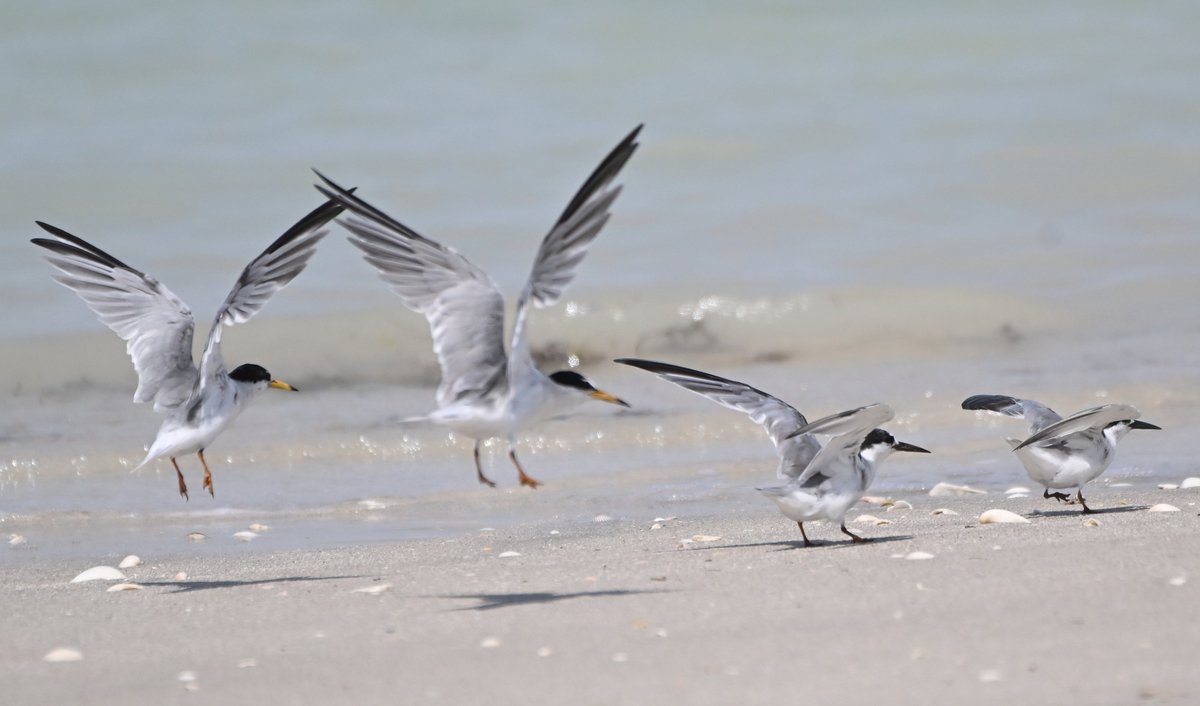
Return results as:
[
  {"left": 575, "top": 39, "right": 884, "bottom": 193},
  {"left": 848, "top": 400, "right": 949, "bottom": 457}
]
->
[
  {"left": 31, "top": 199, "right": 341, "bottom": 499},
  {"left": 961, "top": 394, "right": 1160, "bottom": 512},
  {"left": 315, "top": 126, "right": 641, "bottom": 488},
  {"left": 614, "top": 359, "right": 929, "bottom": 545}
]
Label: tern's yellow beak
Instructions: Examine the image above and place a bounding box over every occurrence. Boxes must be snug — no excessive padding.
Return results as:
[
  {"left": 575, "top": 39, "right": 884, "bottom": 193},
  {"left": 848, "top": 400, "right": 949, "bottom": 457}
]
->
[
  {"left": 590, "top": 389, "right": 630, "bottom": 408},
  {"left": 269, "top": 379, "right": 298, "bottom": 392}
]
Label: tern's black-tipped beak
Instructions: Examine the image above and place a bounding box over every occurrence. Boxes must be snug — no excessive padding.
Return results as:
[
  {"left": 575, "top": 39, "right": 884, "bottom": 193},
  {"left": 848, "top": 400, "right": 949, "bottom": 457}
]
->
[
  {"left": 269, "top": 379, "right": 298, "bottom": 392},
  {"left": 591, "top": 389, "right": 631, "bottom": 408},
  {"left": 1130, "top": 420, "right": 1161, "bottom": 430},
  {"left": 894, "top": 441, "right": 931, "bottom": 454}
]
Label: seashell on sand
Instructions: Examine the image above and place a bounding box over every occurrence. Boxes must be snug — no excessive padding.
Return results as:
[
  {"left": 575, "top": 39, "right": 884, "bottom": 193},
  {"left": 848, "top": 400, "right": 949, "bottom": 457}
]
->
[
  {"left": 886, "top": 500, "right": 913, "bottom": 512},
  {"left": 118, "top": 555, "right": 142, "bottom": 569},
  {"left": 691, "top": 535, "right": 721, "bottom": 542},
  {"left": 497, "top": 551, "right": 521, "bottom": 558},
  {"left": 1180, "top": 477, "right": 1200, "bottom": 489},
  {"left": 1158, "top": 483, "right": 1179, "bottom": 490},
  {"left": 1148, "top": 504, "right": 1180, "bottom": 513},
  {"left": 233, "top": 531, "right": 258, "bottom": 542},
  {"left": 978, "top": 509, "right": 1030, "bottom": 524},
  {"left": 1083, "top": 518, "right": 1101, "bottom": 527},
  {"left": 9, "top": 534, "right": 26, "bottom": 546},
  {"left": 904, "top": 551, "right": 935, "bottom": 560},
  {"left": 1004, "top": 486, "right": 1030, "bottom": 495},
  {"left": 1168, "top": 576, "right": 1187, "bottom": 587},
  {"left": 353, "top": 583, "right": 392, "bottom": 595},
  {"left": 71, "top": 566, "right": 127, "bottom": 583},
  {"left": 248, "top": 523, "right": 270, "bottom": 532},
  {"left": 479, "top": 637, "right": 502, "bottom": 649},
  {"left": 929, "top": 482, "right": 985, "bottom": 497},
  {"left": 43, "top": 647, "right": 83, "bottom": 663},
  {"left": 106, "top": 583, "right": 144, "bottom": 592},
  {"left": 358, "top": 499, "right": 388, "bottom": 510},
  {"left": 853, "top": 514, "right": 882, "bottom": 524},
  {"left": 930, "top": 508, "right": 958, "bottom": 516},
  {"left": 860, "top": 496, "right": 892, "bottom": 505},
  {"left": 186, "top": 532, "right": 207, "bottom": 542}
]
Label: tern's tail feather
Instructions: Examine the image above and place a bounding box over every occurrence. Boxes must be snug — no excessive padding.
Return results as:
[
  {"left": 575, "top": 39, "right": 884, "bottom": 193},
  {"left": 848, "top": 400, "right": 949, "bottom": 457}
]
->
[{"left": 756, "top": 484, "right": 791, "bottom": 498}]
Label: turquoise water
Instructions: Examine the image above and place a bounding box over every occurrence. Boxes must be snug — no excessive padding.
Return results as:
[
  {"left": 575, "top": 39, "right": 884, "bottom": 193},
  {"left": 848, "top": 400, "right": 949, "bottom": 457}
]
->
[{"left": 1, "top": 2, "right": 1198, "bottom": 536}]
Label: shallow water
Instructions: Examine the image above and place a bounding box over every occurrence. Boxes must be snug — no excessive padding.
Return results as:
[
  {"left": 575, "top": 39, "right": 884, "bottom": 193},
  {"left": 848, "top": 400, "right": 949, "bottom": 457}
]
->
[{"left": 2, "top": 2, "right": 1198, "bottom": 549}]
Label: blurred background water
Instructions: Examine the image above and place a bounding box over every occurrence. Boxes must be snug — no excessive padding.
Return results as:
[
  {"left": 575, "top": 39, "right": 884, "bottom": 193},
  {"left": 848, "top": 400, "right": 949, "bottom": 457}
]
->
[{"left": 1, "top": 1, "right": 1197, "bottom": 538}]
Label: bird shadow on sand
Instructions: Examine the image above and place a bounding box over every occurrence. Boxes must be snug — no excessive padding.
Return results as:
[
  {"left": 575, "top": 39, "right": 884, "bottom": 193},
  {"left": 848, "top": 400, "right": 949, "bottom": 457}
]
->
[
  {"left": 690, "top": 534, "right": 915, "bottom": 552},
  {"left": 1028, "top": 504, "right": 1149, "bottom": 518},
  {"left": 438, "top": 588, "right": 671, "bottom": 612},
  {"left": 139, "top": 575, "right": 364, "bottom": 594}
]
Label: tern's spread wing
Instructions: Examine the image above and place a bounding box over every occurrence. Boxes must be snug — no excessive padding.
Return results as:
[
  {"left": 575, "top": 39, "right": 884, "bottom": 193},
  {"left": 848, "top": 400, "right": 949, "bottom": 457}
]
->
[
  {"left": 316, "top": 173, "right": 509, "bottom": 407},
  {"left": 791, "top": 404, "right": 894, "bottom": 488},
  {"left": 615, "top": 358, "right": 821, "bottom": 479},
  {"left": 961, "top": 394, "right": 1062, "bottom": 433},
  {"left": 1013, "top": 403, "right": 1141, "bottom": 451},
  {"left": 199, "top": 199, "right": 339, "bottom": 387},
  {"left": 32, "top": 222, "right": 198, "bottom": 412},
  {"left": 510, "top": 126, "right": 642, "bottom": 369}
]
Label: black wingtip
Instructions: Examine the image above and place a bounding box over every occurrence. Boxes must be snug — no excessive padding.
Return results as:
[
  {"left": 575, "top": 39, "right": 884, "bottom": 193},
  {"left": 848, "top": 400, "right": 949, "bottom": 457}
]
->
[{"left": 961, "top": 394, "right": 1015, "bottom": 411}]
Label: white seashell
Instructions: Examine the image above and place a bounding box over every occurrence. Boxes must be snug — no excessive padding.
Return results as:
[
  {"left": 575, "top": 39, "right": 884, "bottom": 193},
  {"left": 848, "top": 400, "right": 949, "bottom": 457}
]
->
[
  {"left": 1007, "top": 494, "right": 1030, "bottom": 500},
  {"left": 71, "top": 566, "right": 127, "bottom": 583},
  {"left": 549, "top": 530, "right": 560, "bottom": 535},
  {"left": 248, "top": 523, "right": 270, "bottom": 532},
  {"left": 1158, "top": 483, "right": 1179, "bottom": 490},
  {"left": 653, "top": 516, "right": 677, "bottom": 523},
  {"left": 860, "top": 496, "right": 891, "bottom": 505},
  {"left": 904, "top": 551, "right": 935, "bottom": 561},
  {"left": 853, "top": 514, "right": 881, "bottom": 524},
  {"left": 353, "top": 583, "right": 392, "bottom": 595},
  {"left": 43, "top": 647, "right": 83, "bottom": 663},
  {"left": 1004, "top": 486, "right": 1030, "bottom": 495},
  {"left": 691, "top": 535, "right": 722, "bottom": 542},
  {"left": 479, "top": 527, "right": 495, "bottom": 532},
  {"left": 118, "top": 555, "right": 142, "bottom": 569},
  {"left": 177, "top": 671, "right": 197, "bottom": 683},
  {"left": 174, "top": 572, "right": 188, "bottom": 581},
  {"left": 978, "top": 668, "right": 1003, "bottom": 683},
  {"left": 358, "top": 499, "right": 388, "bottom": 510},
  {"left": 874, "top": 518, "right": 893, "bottom": 526},
  {"left": 536, "top": 647, "right": 553, "bottom": 658},
  {"left": 979, "top": 509, "right": 1030, "bottom": 524},
  {"left": 1148, "top": 504, "right": 1180, "bottom": 513},
  {"left": 1083, "top": 518, "right": 1101, "bottom": 527},
  {"left": 650, "top": 523, "right": 663, "bottom": 530},
  {"left": 930, "top": 508, "right": 958, "bottom": 516},
  {"left": 479, "top": 636, "right": 502, "bottom": 649},
  {"left": 106, "top": 582, "right": 144, "bottom": 592},
  {"left": 1180, "top": 477, "right": 1200, "bottom": 489},
  {"left": 233, "top": 531, "right": 258, "bottom": 542},
  {"left": 237, "top": 658, "right": 258, "bottom": 668},
  {"left": 1109, "top": 482, "right": 1132, "bottom": 487},
  {"left": 886, "top": 500, "right": 913, "bottom": 511},
  {"left": 186, "top": 532, "right": 207, "bottom": 542},
  {"left": 929, "top": 482, "right": 986, "bottom": 497},
  {"left": 9, "top": 534, "right": 26, "bottom": 546},
  {"left": 497, "top": 551, "right": 521, "bottom": 558},
  {"left": 611, "top": 652, "right": 629, "bottom": 663},
  {"left": 1168, "top": 576, "right": 1187, "bottom": 587},
  {"left": 593, "top": 514, "right": 613, "bottom": 523}
]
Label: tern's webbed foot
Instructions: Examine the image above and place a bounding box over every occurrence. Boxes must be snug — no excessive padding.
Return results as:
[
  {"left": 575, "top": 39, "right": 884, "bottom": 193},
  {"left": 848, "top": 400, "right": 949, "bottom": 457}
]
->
[
  {"left": 171, "top": 458, "right": 189, "bottom": 502},
  {"left": 840, "top": 524, "right": 869, "bottom": 544},
  {"left": 1043, "top": 489, "right": 1071, "bottom": 503},
  {"left": 508, "top": 450, "right": 543, "bottom": 489}
]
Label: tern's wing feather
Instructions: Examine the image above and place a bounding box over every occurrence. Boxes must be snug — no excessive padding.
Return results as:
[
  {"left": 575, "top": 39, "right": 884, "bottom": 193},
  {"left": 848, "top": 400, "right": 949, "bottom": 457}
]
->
[
  {"left": 32, "top": 222, "right": 198, "bottom": 412},
  {"left": 961, "top": 394, "right": 1062, "bottom": 433},
  {"left": 1014, "top": 404, "right": 1140, "bottom": 450},
  {"left": 510, "top": 127, "right": 641, "bottom": 372},
  {"left": 791, "top": 404, "right": 894, "bottom": 488},
  {"left": 198, "top": 199, "right": 339, "bottom": 387},
  {"left": 316, "top": 173, "right": 509, "bottom": 407},
  {"left": 615, "top": 358, "right": 820, "bottom": 478}
]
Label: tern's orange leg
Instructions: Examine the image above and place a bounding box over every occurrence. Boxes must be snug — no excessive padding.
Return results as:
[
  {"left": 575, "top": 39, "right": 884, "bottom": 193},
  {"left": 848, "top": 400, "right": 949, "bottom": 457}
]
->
[
  {"left": 797, "top": 521, "right": 814, "bottom": 548},
  {"left": 508, "top": 450, "right": 542, "bottom": 489},
  {"left": 171, "top": 457, "right": 189, "bottom": 501},
  {"left": 473, "top": 443, "right": 497, "bottom": 488},
  {"left": 198, "top": 449, "right": 214, "bottom": 498}
]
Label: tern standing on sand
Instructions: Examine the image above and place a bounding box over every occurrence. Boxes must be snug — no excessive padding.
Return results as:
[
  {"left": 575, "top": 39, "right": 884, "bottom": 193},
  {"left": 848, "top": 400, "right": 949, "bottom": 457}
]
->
[
  {"left": 961, "top": 394, "right": 1160, "bottom": 513},
  {"left": 316, "top": 127, "right": 640, "bottom": 488},
  {"left": 31, "top": 199, "right": 341, "bottom": 499},
  {"left": 615, "top": 359, "right": 929, "bottom": 545}
]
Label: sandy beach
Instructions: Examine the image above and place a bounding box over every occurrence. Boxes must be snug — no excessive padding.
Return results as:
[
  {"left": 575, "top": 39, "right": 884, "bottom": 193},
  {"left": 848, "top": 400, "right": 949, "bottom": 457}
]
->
[{"left": 4, "top": 480, "right": 1198, "bottom": 705}]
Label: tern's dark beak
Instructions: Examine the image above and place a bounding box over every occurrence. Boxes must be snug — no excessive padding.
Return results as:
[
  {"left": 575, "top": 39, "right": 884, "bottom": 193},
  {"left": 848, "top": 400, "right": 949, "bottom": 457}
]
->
[
  {"left": 269, "top": 379, "right": 298, "bottom": 392},
  {"left": 590, "top": 389, "right": 630, "bottom": 408},
  {"left": 1130, "top": 420, "right": 1161, "bottom": 430},
  {"left": 894, "top": 441, "right": 931, "bottom": 454}
]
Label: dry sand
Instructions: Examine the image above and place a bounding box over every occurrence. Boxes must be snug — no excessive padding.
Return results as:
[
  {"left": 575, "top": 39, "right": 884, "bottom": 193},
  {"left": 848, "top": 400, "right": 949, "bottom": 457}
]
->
[{"left": 3, "top": 484, "right": 1199, "bottom": 705}]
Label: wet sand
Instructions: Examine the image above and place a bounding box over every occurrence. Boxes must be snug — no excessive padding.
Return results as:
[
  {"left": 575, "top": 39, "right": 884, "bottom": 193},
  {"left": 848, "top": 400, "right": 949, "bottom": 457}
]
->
[{"left": 4, "top": 484, "right": 1198, "bottom": 705}]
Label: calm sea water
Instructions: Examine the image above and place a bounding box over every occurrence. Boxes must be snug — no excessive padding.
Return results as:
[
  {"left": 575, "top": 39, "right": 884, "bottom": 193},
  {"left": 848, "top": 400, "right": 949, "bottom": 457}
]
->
[{"left": 2, "top": 2, "right": 1198, "bottom": 544}]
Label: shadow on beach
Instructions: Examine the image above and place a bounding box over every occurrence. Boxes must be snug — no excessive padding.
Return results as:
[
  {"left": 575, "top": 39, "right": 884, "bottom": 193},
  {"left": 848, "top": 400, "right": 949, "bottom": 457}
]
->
[
  {"left": 139, "top": 575, "right": 363, "bottom": 593},
  {"left": 440, "top": 588, "right": 670, "bottom": 611}
]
